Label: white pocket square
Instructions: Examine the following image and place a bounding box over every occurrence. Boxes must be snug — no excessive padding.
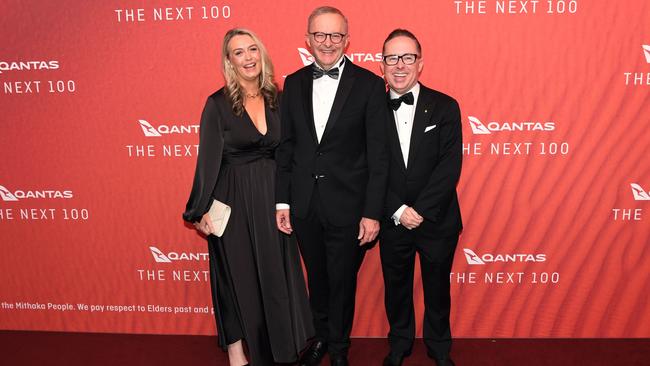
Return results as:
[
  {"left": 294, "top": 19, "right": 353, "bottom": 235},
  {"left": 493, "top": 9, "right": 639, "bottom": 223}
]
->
[{"left": 424, "top": 124, "right": 437, "bottom": 133}]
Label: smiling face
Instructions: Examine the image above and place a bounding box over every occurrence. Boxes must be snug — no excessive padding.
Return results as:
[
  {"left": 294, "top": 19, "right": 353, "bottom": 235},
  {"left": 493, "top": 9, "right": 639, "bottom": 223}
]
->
[
  {"left": 380, "top": 36, "right": 423, "bottom": 94},
  {"left": 306, "top": 12, "right": 349, "bottom": 70},
  {"left": 226, "top": 34, "right": 262, "bottom": 83}
]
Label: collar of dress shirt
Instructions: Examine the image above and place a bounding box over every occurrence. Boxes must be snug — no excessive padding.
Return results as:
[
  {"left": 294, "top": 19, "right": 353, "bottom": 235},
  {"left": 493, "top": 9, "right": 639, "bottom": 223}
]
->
[{"left": 389, "top": 82, "right": 420, "bottom": 102}]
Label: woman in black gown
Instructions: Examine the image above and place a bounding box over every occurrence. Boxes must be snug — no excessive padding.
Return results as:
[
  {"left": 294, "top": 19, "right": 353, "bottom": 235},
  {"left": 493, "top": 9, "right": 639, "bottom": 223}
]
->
[{"left": 183, "top": 28, "right": 313, "bottom": 366}]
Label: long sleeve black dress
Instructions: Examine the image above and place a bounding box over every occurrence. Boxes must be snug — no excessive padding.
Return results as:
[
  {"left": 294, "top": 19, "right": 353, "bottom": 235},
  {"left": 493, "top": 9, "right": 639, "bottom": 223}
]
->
[{"left": 184, "top": 89, "right": 313, "bottom": 365}]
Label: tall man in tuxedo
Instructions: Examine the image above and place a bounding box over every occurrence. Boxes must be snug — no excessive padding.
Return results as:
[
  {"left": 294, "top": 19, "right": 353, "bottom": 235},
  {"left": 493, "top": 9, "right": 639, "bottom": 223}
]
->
[
  {"left": 379, "top": 29, "right": 462, "bottom": 366},
  {"left": 275, "top": 6, "right": 389, "bottom": 366}
]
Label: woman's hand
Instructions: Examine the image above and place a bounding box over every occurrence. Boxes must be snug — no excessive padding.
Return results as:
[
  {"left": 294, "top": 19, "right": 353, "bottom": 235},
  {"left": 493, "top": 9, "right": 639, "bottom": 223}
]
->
[{"left": 194, "top": 213, "right": 215, "bottom": 235}]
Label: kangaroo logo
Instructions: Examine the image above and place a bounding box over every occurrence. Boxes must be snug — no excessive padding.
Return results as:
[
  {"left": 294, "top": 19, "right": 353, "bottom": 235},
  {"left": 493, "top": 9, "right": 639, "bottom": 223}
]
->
[
  {"left": 298, "top": 48, "right": 314, "bottom": 66},
  {"left": 631, "top": 183, "right": 650, "bottom": 201},
  {"left": 139, "top": 120, "right": 162, "bottom": 137},
  {"left": 463, "top": 248, "right": 486, "bottom": 265},
  {"left": 0, "top": 185, "right": 18, "bottom": 201},
  {"left": 149, "top": 246, "right": 172, "bottom": 263},
  {"left": 468, "top": 116, "right": 491, "bottom": 135}
]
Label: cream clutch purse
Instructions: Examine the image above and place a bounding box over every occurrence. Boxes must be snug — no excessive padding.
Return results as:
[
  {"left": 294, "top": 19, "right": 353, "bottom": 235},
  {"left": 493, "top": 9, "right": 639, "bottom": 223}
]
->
[{"left": 207, "top": 199, "right": 231, "bottom": 237}]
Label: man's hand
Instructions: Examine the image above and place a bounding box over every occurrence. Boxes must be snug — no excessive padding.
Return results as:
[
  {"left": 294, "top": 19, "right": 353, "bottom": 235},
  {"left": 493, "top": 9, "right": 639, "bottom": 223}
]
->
[
  {"left": 194, "top": 213, "right": 215, "bottom": 236},
  {"left": 399, "top": 207, "right": 423, "bottom": 230},
  {"left": 358, "top": 217, "right": 380, "bottom": 245},
  {"left": 276, "top": 209, "right": 293, "bottom": 234}
]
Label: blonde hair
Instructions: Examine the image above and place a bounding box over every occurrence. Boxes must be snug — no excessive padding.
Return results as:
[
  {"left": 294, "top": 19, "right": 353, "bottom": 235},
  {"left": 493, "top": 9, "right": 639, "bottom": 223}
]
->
[{"left": 221, "top": 28, "right": 278, "bottom": 116}]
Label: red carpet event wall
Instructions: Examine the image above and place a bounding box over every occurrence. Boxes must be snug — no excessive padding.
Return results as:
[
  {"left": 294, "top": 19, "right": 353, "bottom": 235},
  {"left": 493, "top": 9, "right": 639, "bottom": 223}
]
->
[{"left": 1, "top": 0, "right": 649, "bottom": 337}]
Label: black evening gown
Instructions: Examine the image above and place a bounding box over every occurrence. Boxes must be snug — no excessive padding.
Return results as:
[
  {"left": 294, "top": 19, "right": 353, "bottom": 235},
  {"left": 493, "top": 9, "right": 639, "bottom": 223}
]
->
[{"left": 183, "top": 89, "right": 313, "bottom": 365}]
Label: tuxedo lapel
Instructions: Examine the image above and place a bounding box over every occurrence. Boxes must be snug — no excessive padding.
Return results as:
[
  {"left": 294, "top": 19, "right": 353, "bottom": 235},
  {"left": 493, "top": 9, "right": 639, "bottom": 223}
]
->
[
  {"left": 320, "top": 59, "right": 355, "bottom": 144},
  {"left": 386, "top": 94, "right": 407, "bottom": 172},
  {"left": 300, "top": 67, "right": 319, "bottom": 145},
  {"left": 406, "top": 88, "right": 435, "bottom": 171}
]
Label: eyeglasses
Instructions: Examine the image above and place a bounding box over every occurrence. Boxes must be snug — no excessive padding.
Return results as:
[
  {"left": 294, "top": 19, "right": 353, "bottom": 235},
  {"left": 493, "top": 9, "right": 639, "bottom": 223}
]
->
[
  {"left": 382, "top": 53, "right": 419, "bottom": 66},
  {"left": 309, "top": 32, "right": 347, "bottom": 44}
]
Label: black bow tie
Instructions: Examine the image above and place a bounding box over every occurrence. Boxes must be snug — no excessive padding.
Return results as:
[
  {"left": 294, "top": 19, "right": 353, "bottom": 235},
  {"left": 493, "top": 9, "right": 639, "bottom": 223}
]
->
[
  {"left": 389, "top": 92, "right": 414, "bottom": 110},
  {"left": 312, "top": 66, "right": 340, "bottom": 80}
]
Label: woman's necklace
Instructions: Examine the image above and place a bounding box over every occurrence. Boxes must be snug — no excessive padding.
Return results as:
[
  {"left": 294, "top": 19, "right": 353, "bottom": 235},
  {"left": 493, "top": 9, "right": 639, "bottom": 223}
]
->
[{"left": 245, "top": 90, "right": 260, "bottom": 99}]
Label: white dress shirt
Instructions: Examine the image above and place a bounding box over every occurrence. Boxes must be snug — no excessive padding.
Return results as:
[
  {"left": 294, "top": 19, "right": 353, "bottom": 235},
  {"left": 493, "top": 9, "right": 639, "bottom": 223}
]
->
[
  {"left": 390, "top": 83, "right": 420, "bottom": 225},
  {"left": 276, "top": 56, "right": 346, "bottom": 211},
  {"left": 312, "top": 57, "right": 346, "bottom": 143}
]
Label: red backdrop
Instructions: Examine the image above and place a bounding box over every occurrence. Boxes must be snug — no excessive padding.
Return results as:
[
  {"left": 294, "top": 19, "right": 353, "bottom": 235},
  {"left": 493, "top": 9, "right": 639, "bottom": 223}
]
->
[{"left": 1, "top": 0, "right": 649, "bottom": 337}]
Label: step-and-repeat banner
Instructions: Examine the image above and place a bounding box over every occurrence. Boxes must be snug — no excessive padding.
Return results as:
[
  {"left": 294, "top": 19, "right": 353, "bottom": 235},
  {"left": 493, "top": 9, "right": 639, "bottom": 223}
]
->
[{"left": 1, "top": 0, "right": 649, "bottom": 337}]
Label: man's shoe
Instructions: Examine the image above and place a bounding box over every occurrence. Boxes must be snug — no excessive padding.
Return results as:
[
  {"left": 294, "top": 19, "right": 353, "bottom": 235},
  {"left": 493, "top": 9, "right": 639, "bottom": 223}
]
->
[
  {"left": 299, "top": 340, "right": 327, "bottom": 366},
  {"left": 382, "top": 352, "right": 404, "bottom": 366},
  {"left": 435, "top": 359, "right": 455, "bottom": 366},
  {"left": 427, "top": 351, "right": 455, "bottom": 366},
  {"left": 330, "top": 356, "right": 349, "bottom": 366}
]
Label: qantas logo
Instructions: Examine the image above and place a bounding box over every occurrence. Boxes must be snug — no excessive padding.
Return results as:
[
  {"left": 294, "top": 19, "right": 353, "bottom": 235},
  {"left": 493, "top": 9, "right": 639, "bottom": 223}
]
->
[
  {"left": 463, "top": 249, "right": 486, "bottom": 264},
  {"left": 463, "top": 248, "right": 546, "bottom": 265},
  {"left": 643, "top": 45, "right": 650, "bottom": 63},
  {"left": 139, "top": 120, "right": 162, "bottom": 137},
  {"left": 468, "top": 116, "right": 555, "bottom": 135},
  {"left": 0, "top": 184, "right": 73, "bottom": 201},
  {"left": 0, "top": 185, "right": 18, "bottom": 201},
  {"left": 468, "top": 116, "right": 491, "bottom": 134},
  {"left": 138, "top": 119, "right": 199, "bottom": 137},
  {"left": 0, "top": 60, "right": 59, "bottom": 75},
  {"left": 298, "top": 48, "right": 315, "bottom": 66},
  {"left": 631, "top": 183, "right": 650, "bottom": 201},
  {"left": 297, "top": 48, "right": 382, "bottom": 67},
  {"left": 150, "top": 247, "right": 172, "bottom": 263},
  {"left": 149, "top": 246, "right": 209, "bottom": 263}
]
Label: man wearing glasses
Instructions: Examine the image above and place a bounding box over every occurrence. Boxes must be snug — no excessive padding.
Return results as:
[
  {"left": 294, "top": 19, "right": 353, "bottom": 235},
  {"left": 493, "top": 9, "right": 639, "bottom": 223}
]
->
[
  {"left": 378, "top": 29, "right": 462, "bottom": 366},
  {"left": 276, "top": 6, "right": 389, "bottom": 366}
]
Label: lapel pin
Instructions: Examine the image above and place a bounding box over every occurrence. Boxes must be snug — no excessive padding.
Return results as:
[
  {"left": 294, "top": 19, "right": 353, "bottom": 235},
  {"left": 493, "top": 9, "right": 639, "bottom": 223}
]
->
[{"left": 424, "top": 109, "right": 428, "bottom": 113}]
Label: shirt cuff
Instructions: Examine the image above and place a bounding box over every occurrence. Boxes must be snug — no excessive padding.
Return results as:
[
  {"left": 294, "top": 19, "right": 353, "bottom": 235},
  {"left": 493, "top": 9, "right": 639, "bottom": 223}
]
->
[
  {"left": 276, "top": 203, "right": 290, "bottom": 210},
  {"left": 391, "top": 205, "right": 408, "bottom": 226}
]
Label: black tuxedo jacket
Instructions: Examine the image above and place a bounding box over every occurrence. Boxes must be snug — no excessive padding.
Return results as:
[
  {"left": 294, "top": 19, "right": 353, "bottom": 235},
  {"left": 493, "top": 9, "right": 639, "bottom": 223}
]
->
[
  {"left": 382, "top": 84, "right": 463, "bottom": 237},
  {"left": 276, "top": 59, "right": 389, "bottom": 226}
]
